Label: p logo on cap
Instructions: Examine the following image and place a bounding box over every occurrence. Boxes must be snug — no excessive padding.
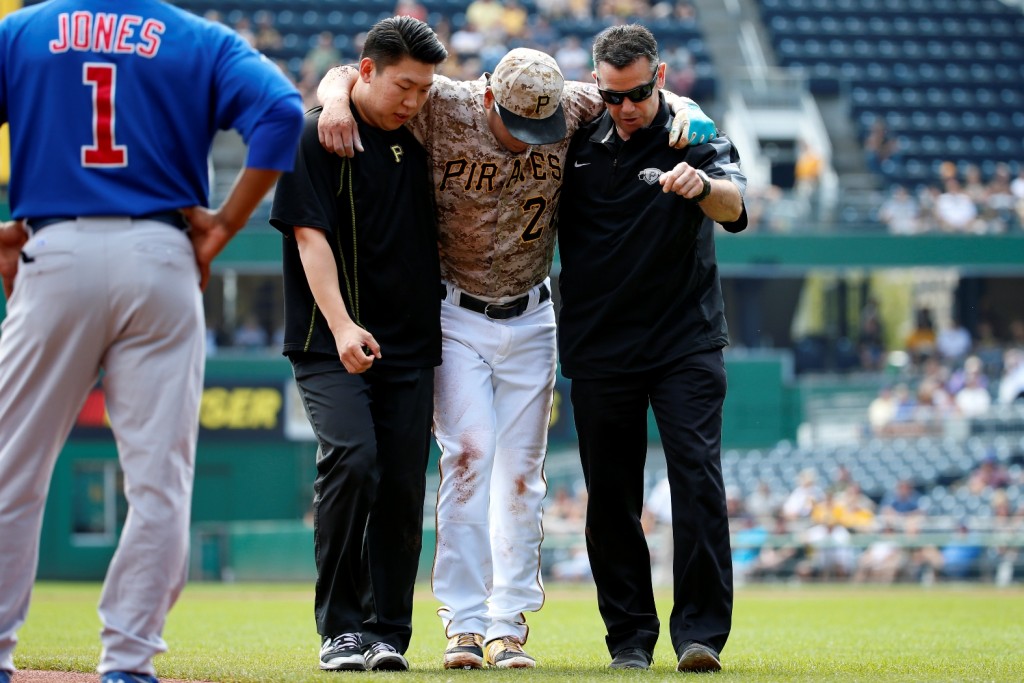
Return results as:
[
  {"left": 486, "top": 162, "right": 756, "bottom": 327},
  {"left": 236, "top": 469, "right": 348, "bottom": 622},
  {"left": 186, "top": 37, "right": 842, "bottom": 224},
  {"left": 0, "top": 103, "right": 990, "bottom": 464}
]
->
[{"left": 489, "top": 48, "right": 567, "bottom": 145}]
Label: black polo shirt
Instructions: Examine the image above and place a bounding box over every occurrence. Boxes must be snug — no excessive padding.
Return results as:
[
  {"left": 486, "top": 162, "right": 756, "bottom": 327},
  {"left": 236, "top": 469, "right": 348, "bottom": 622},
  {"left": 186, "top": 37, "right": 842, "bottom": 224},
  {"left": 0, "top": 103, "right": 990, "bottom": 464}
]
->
[
  {"left": 557, "top": 97, "right": 747, "bottom": 379},
  {"left": 271, "top": 107, "right": 441, "bottom": 368}
]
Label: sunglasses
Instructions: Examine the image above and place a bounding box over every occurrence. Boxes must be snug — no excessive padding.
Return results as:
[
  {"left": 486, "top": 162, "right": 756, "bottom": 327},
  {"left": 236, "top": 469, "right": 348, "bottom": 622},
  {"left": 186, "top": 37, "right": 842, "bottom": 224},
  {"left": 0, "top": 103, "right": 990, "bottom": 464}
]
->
[{"left": 597, "top": 73, "right": 658, "bottom": 105}]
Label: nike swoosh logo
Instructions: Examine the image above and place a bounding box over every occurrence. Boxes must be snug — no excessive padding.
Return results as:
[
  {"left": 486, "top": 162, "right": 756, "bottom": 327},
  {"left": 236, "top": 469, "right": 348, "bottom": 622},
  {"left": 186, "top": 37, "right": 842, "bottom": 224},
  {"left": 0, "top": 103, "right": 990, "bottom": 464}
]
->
[{"left": 574, "top": 161, "right": 591, "bottom": 167}]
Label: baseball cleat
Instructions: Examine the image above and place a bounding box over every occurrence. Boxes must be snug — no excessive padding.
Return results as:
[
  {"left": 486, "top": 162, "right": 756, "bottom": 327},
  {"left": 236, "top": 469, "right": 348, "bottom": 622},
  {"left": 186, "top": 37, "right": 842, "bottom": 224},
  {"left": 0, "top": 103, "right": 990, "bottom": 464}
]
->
[
  {"left": 484, "top": 636, "right": 536, "bottom": 668},
  {"left": 100, "top": 673, "right": 159, "bottom": 683},
  {"left": 0, "top": 670, "right": 11, "bottom": 683},
  {"left": 363, "top": 641, "right": 409, "bottom": 671},
  {"left": 676, "top": 642, "right": 722, "bottom": 673},
  {"left": 320, "top": 633, "right": 365, "bottom": 671},
  {"left": 444, "top": 632, "right": 484, "bottom": 669}
]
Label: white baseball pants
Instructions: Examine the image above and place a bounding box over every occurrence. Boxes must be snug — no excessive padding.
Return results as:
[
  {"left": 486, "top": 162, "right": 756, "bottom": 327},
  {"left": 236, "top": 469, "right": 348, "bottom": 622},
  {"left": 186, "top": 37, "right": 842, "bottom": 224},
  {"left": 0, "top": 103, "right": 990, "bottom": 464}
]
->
[
  {"left": 432, "top": 280, "right": 555, "bottom": 644},
  {"left": 0, "top": 218, "right": 204, "bottom": 676}
]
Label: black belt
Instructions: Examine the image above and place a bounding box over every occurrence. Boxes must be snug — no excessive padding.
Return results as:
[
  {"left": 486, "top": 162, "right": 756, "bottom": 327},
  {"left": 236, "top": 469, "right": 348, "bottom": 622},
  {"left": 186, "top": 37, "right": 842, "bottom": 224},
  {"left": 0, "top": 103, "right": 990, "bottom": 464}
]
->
[
  {"left": 445, "top": 283, "right": 550, "bottom": 320},
  {"left": 28, "top": 211, "right": 188, "bottom": 232}
]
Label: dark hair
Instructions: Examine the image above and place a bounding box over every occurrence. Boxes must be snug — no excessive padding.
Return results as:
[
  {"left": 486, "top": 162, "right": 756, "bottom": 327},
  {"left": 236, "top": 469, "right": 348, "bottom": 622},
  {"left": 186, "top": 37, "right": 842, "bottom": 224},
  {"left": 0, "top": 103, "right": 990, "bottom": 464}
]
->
[
  {"left": 592, "top": 24, "right": 659, "bottom": 71},
  {"left": 361, "top": 16, "right": 448, "bottom": 70}
]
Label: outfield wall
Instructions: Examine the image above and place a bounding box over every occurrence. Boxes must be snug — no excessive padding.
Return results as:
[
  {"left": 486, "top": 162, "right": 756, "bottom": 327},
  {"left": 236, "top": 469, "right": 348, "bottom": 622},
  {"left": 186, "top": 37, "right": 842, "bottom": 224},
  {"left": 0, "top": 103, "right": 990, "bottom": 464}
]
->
[{"left": 36, "top": 354, "right": 798, "bottom": 580}]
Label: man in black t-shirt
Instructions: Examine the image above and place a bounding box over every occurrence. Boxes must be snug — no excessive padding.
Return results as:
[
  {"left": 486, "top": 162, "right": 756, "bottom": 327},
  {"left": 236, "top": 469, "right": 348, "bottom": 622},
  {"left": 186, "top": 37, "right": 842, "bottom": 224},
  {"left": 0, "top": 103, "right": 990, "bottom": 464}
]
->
[
  {"left": 557, "top": 25, "right": 747, "bottom": 674},
  {"left": 270, "top": 17, "right": 447, "bottom": 673}
]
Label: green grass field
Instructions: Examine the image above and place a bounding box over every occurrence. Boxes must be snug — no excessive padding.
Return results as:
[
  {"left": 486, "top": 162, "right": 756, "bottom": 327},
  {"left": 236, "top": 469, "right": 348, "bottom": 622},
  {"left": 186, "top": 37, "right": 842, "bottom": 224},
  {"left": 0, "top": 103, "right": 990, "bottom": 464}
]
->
[{"left": 16, "top": 582, "right": 1024, "bottom": 682}]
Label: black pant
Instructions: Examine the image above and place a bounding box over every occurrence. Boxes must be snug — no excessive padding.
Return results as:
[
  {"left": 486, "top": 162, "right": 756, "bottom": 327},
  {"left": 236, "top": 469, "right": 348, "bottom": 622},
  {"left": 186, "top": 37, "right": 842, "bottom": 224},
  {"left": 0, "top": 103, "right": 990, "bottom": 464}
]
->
[
  {"left": 291, "top": 355, "right": 434, "bottom": 652},
  {"left": 571, "top": 349, "right": 733, "bottom": 658}
]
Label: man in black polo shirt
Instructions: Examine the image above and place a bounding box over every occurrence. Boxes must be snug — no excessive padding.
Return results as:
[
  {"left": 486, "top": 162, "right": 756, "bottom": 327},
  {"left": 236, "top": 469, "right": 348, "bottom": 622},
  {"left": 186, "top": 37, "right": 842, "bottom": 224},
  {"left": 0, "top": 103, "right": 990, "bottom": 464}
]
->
[
  {"left": 270, "top": 17, "right": 447, "bottom": 673},
  {"left": 557, "top": 24, "right": 747, "bottom": 674}
]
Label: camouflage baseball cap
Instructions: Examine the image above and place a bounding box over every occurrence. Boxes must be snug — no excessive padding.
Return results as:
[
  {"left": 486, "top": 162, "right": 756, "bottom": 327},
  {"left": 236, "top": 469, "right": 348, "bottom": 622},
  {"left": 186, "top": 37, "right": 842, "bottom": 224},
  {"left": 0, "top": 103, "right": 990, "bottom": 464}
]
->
[{"left": 489, "top": 48, "right": 567, "bottom": 145}]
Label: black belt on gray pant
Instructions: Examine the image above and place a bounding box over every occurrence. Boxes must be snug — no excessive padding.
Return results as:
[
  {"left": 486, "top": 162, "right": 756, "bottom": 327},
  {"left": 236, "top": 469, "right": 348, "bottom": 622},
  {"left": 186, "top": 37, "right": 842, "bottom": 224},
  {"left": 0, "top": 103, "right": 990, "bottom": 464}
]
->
[
  {"left": 27, "top": 211, "right": 189, "bottom": 232},
  {"left": 443, "top": 283, "right": 550, "bottom": 320}
]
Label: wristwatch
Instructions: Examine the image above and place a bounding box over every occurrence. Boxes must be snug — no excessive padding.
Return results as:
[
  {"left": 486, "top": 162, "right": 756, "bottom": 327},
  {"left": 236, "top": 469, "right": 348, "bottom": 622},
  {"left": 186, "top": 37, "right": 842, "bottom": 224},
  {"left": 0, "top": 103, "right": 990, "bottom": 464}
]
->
[{"left": 692, "top": 169, "right": 712, "bottom": 202}]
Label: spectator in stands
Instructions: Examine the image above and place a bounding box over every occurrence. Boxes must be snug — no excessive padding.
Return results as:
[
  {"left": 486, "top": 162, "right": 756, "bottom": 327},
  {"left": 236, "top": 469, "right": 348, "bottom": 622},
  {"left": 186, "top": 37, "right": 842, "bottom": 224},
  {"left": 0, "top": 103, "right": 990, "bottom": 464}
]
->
[
  {"left": 947, "top": 354, "right": 988, "bottom": 395},
  {"left": 663, "top": 44, "right": 697, "bottom": 97},
  {"left": 853, "top": 525, "right": 906, "bottom": 584},
  {"left": 938, "top": 520, "right": 985, "bottom": 580},
  {"left": 991, "top": 490, "right": 1020, "bottom": 587},
  {"left": 232, "top": 315, "right": 269, "bottom": 350},
  {"left": 864, "top": 120, "right": 899, "bottom": 175},
  {"left": 748, "top": 515, "right": 801, "bottom": 581},
  {"left": 479, "top": 34, "right": 509, "bottom": 73},
  {"left": 725, "top": 485, "right": 746, "bottom": 519},
  {"left": 914, "top": 375, "right": 954, "bottom": 429},
  {"left": 878, "top": 185, "right": 922, "bottom": 235},
  {"left": 550, "top": 546, "right": 593, "bottom": 582},
  {"left": 867, "top": 385, "right": 899, "bottom": 435},
  {"left": 254, "top": 11, "right": 282, "bottom": 52},
  {"left": 671, "top": 0, "right": 698, "bottom": 24},
  {"left": 523, "top": 15, "right": 559, "bottom": 53},
  {"left": 983, "top": 164, "right": 1018, "bottom": 232},
  {"left": 934, "top": 177, "right": 981, "bottom": 234},
  {"left": 834, "top": 482, "right": 876, "bottom": 531},
  {"left": 234, "top": 15, "right": 256, "bottom": 48},
  {"left": 953, "top": 366, "right": 992, "bottom": 418},
  {"left": 887, "top": 383, "right": 922, "bottom": 434},
  {"left": 936, "top": 315, "right": 972, "bottom": 363},
  {"left": 534, "top": 0, "right": 573, "bottom": 20},
  {"left": 990, "top": 489, "right": 1019, "bottom": 530},
  {"left": 966, "top": 452, "right": 1011, "bottom": 494},
  {"left": 857, "top": 296, "right": 885, "bottom": 370},
  {"left": 962, "top": 164, "right": 987, "bottom": 206},
  {"left": 904, "top": 307, "right": 937, "bottom": 365},
  {"left": 811, "top": 487, "right": 873, "bottom": 532},
  {"left": 997, "top": 349, "right": 1024, "bottom": 405},
  {"left": 879, "top": 479, "right": 921, "bottom": 519},
  {"left": 731, "top": 515, "right": 768, "bottom": 584},
  {"left": 782, "top": 468, "right": 823, "bottom": 520},
  {"left": 745, "top": 480, "right": 783, "bottom": 519},
  {"left": 449, "top": 20, "right": 486, "bottom": 59},
  {"left": 795, "top": 513, "right": 855, "bottom": 581},
  {"left": 1012, "top": 166, "right": 1024, "bottom": 203},
  {"left": 545, "top": 484, "right": 587, "bottom": 534},
  {"left": 829, "top": 464, "right": 854, "bottom": 497},
  {"left": 973, "top": 322, "right": 1004, "bottom": 379},
  {"left": 554, "top": 35, "right": 591, "bottom": 82},
  {"left": 914, "top": 183, "right": 941, "bottom": 233},
  {"left": 465, "top": 0, "right": 506, "bottom": 34},
  {"left": 1012, "top": 167, "right": 1024, "bottom": 229},
  {"left": 394, "top": 0, "right": 428, "bottom": 22},
  {"left": 793, "top": 139, "right": 823, "bottom": 220},
  {"left": 1009, "top": 318, "right": 1024, "bottom": 348},
  {"left": 500, "top": 0, "right": 529, "bottom": 39},
  {"left": 301, "top": 32, "right": 341, "bottom": 95},
  {"left": 597, "top": 0, "right": 648, "bottom": 21}
]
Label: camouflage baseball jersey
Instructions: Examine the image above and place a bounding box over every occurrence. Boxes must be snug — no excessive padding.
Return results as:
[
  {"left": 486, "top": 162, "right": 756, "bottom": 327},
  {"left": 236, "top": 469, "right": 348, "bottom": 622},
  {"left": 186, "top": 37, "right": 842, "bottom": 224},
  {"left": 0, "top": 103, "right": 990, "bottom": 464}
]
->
[{"left": 405, "top": 75, "right": 603, "bottom": 298}]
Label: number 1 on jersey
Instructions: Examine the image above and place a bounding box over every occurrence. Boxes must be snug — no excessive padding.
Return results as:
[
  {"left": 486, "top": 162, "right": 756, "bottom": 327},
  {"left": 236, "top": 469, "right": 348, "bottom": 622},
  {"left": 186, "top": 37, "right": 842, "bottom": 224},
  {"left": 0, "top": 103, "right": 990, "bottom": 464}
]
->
[{"left": 82, "top": 62, "right": 127, "bottom": 168}]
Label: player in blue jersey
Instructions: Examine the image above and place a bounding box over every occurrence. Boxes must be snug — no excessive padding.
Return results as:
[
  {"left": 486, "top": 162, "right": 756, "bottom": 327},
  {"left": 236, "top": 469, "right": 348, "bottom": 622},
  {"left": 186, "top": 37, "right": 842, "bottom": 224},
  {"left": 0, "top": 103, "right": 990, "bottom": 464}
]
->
[{"left": 0, "top": 2, "right": 304, "bottom": 682}]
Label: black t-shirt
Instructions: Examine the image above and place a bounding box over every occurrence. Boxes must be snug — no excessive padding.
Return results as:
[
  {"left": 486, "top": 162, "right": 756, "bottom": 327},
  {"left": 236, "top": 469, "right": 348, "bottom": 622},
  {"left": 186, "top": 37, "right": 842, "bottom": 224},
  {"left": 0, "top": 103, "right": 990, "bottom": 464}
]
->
[
  {"left": 271, "top": 107, "right": 441, "bottom": 367},
  {"left": 557, "top": 101, "right": 747, "bottom": 379}
]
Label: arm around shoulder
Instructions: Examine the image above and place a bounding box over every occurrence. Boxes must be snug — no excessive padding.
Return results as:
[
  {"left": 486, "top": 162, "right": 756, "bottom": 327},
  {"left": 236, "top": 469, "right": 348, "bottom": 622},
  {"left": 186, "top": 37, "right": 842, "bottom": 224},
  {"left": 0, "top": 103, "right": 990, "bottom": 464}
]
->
[{"left": 317, "top": 65, "right": 363, "bottom": 157}]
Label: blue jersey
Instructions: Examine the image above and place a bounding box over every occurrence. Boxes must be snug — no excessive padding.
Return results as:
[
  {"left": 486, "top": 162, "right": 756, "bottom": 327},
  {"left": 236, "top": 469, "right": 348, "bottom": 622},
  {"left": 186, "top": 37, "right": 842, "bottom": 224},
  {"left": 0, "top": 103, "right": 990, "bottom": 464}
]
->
[{"left": 0, "top": 0, "right": 303, "bottom": 219}]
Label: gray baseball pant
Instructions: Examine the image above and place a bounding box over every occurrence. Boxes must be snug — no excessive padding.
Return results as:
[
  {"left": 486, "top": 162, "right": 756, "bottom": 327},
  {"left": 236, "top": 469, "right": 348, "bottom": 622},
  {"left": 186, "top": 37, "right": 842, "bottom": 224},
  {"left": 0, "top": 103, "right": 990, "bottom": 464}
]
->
[{"left": 0, "top": 218, "right": 204, "bottom": 676}]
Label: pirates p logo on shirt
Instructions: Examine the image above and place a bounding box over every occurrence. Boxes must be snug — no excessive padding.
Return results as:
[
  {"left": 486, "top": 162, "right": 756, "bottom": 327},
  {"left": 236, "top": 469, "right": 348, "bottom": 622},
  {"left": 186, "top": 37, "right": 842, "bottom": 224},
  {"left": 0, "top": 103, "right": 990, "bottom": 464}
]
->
[
  {"left": 391, "top": 145, "right": 404, "bottom": 163},
  {"left": 638, "top": 168, "right": 663, "bottom": 185}
]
